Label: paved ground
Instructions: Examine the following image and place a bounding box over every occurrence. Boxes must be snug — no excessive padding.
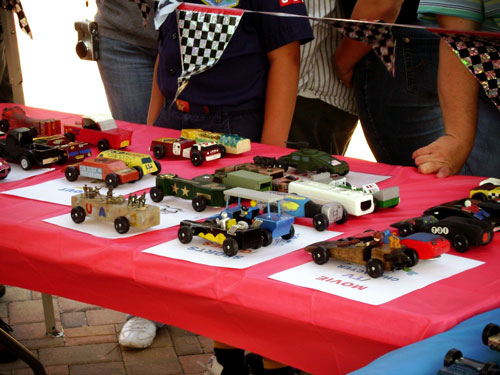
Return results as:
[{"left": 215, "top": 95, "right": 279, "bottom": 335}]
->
[{"left": 0, "top": 285, "right": 214, "bottom": 375}]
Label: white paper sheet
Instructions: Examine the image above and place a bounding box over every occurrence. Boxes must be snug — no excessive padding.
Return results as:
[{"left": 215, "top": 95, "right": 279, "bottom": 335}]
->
[
  {"left": 269, "top": 254, "right": 483, "bottom": 305},
  {"left": 346, "top": 171, "right": 390, "bottom": 186},
  {"left": 0, "top": 164, "right": 55, "bottom": 184},
  {"left": 142, "top": 224, "right": 341, "bottom": 269}
]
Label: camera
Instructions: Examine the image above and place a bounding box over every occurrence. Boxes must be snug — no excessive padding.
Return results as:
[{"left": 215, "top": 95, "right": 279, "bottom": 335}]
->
[{"left": 74, "top": 20, "right": 99, "bottom": 61}]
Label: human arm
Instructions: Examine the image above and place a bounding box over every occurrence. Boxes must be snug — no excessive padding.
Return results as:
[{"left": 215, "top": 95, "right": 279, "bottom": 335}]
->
[
  {"left": 146, "top": 55, "right": 164, "bottom": 126},
  {"left": 412, "top": 15, "right": 480, "bottom": 177},
  {"left": 333, "top": 0, "right": 404, "bottom": 87},
  {"left": 260, "top": 41, "right": 301, "bottom": 147}
]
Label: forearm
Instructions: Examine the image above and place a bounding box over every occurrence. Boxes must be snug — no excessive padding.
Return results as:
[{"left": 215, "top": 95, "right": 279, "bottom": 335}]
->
[
  {"left": 147, "top": 56, "right": 164, "bottom": 126},
  {"left": 260, "top": 42, "right": 300, "bottom": 147}
]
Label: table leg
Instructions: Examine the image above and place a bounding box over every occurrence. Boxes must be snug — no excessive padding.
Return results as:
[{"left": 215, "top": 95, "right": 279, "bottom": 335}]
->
[{"left": 41, "top": 293, "right": 61, "bottom": 337}]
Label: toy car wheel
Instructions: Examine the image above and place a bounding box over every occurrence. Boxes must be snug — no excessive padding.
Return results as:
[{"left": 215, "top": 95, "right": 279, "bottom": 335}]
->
[
  {"left": 65, "top": 166, "right": 79, "bottom": 182},
  {"left": 0, "top": 119, "right": 9, "bottom": 132},
  {"left": 443, "top": 349, "right": 462, "bottom": 367},
  {"left": 482, "top": 323, "right": 500, "bottom": 345},
  {"left": 114, "top": 216, "right": 130, "bottom": 234},
  {"left": 152, "top": 160, "right": 162, "bottom": 175},
  {"left": 261, "top": 229, "right": 273, "bottom": 247},
  {"left": 282, "top": 225, "right": 295, "bottom": 240},
  {"left": 482, "top": 362, "right": 500, "bottom": 373},
  {"left": 64, "top": 132, "right": 75, "bottom": 142},
  {"left": 20, "top": 155, "right": 32, "bottom": 170},
  {"left": 312, "top": 246, "right": 330, "bottom": 265},
  {"left": 105, "top": 173, "right": 119, "bottom": 188},
  {"left": 153, "top": 145, "right": 166, "bottom": 159},
  {"left": 97, "top": 139, "right": 110, "bottom": 152},
  {"left": 316, "top": 166, "right": 330, "bottom": 174},
  {"left": 313, "top": 213, "right": 329, "bottom": 231},
  {"left": 218, "top": 145, "right": 226, "bottom": 158},
  {"left": 192, "top": 196, "right": 207, "bottom": 212},
  {"left": 222, "top": 237, "right": 239, "bottom": 257},
  {"left": 28, "top": 126, "right": 38, "bottom": 137},
  {"left": 471, "top": 192, "right": 488, "bottom": 201},
  {"left": 70, "top": 206, "right": 86, "bottom": 224},
  {"left": 56, "top": 153, "right": 67, "bottom": 166},
  {"left": 190, "top": 150, "right": 204, "bottom": 166},
  {"left": 403, "top": 248, "right": 419, "bottom": 268},
  {"left": 276, "top": 161, "right": 288, "bottom": 170},
  {"left": 336, "top": 208, "right": 348, "bottom": 225},
  {"left": 133, "top": 166, "right": 144, "bottom": 181},
  {"left": 178, "top": 226, "right": 193, "bottom": 244},
  {"left": 366, "top": 258, "right": 384, "bottom": 278},
  {"left": 452, "top": 233, "right": 469, "bottom": 253},
  {"left": 149, "top": 187, "right": 164, "bottom": 203},
  {"left": 398, "top": 223, "right": 414, "bottom": 237}
]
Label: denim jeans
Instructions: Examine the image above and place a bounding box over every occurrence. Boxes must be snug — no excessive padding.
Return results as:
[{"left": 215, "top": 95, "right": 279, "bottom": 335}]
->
[
  {"left": 97, "top": 36, "right": 158, "bottom": 124},
  {"left": 153, "top": 101, "right": 265, "bottom": 142},
  {"left": 354, "top": 26, "right": 444, "bottom": 166}
]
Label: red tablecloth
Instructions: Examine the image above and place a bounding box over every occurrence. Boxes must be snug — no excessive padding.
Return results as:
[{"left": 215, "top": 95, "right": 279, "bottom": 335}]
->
[{"left": 0, "top": 104, "right": 497, "bottom": 375}]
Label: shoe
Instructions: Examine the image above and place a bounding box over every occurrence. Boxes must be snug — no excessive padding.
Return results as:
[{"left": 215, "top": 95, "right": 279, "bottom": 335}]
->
[
  {"left": 201, "top": 355, "right": 224, "bottom": 375},
  {"left": 118, "top": 317, "right": 157, "bottom": 349}
]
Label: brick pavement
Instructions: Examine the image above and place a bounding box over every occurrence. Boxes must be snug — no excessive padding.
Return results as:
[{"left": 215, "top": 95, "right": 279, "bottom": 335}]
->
[{"left": 0, "top": 286, "right": 213, "bottom": 375}]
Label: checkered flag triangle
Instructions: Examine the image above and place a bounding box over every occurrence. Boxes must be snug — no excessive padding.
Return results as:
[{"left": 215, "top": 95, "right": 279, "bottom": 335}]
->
[
  {"left": 1, "top": 0, "right": 31, "bottom": 38},
  {"left": 437, "top": 32, "right": 500, "bottom": 110},
  {"left": 174, "top": 3, "right": 243, "bottom": 98},
  {"left": 128, "top": 0, "right": 152, "bottom": 27},
  {"left": 325, "top": 19, "right": 396, "bottom": 75}
]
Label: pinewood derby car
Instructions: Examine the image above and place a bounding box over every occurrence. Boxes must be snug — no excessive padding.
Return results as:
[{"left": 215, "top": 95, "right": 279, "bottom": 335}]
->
[
  {"left": 438, "top": 349, "right": 500, "bottom": 375},
  {"left": 64, "top": 157, "right": 140, "bottom": 188},
  {"left": 97, "top": 149, "right": 161, "bottom": 179},
  {"left": 150, "top": 137, "right": 224, "bottom": 166},
  {"left": 180, "top": 128, "right": 251, "bottom": 154},
  {"left": 70, "top": 186, "right": 160, "bottom": 234},
  {"left": 482, "top": 323, "right": 500, "bottom": 352},
  {"left": 470, "top": 178, "right": 500, "bottom": 201},
  {"left": 1, "top": 106, "right": 62, "bottom": 136},
  {"left": 33, "top": 135, "right": 91, "bottom": 164},
  {"left": 63, "top": 114, "right": 133, "bottom": 151},
  {"left": 304, "top": 231, "right": 417, "bottom": 278},
  {"left": 0, "top": 158, "right": 11, "bottom": 179},
  {"left": 150, "top": 173, "right": 228, "bottom": 212}
]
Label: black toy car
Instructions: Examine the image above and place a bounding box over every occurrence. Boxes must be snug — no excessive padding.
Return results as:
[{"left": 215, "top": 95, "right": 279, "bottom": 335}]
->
[{"left": 437, "top": 349, "right": 500, "bottom": 375}]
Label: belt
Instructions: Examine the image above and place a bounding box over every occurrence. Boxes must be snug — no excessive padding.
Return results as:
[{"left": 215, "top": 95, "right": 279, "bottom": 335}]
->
[{"left": 172, "top": 99, "right": 263, "bottom": 114}]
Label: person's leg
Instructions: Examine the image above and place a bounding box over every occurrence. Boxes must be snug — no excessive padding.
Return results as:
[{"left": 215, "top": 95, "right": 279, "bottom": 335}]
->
[
  {"left": 0, "top": 26, "right": 13, "bottom": 104},
  {"left": 204, "top": 341, "right": 247, "bottom": 375},
  {"left": 288, "top": 96, "right": 358, "bottom": 155},
  {"left": 354, "top": 26, "right": 444, "bottom": 166},
  {"left": 97, "top": 36, "right": 157, "bottom": 124}
]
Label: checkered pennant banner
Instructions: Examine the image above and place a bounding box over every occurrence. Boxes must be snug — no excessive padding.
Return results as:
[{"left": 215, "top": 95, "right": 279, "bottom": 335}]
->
[
  {"left": 1, "top": 0, "right": 31, "bottom": 38},
  {"left": 437, "top": 32, "right": 500, "bottom": 110},
  {"left": 128, "top": 0, "right": 152, "bottom": 27},
  {"left": 174, "top": 4, "right": 243, "bottom": 97},
  {"left": 325, "top": 19, "right": 396, "bottom": 75}
]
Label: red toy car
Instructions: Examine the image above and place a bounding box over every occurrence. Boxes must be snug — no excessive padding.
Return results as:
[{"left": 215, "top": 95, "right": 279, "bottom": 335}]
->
[
  {"left": 33, "top": 135, "right": 91, "bottom": 164},
  {"left": 64, "top": 157, "right": 140, "bottom": 188},
  {"left": 150, "top": 137, "right": 224, "bottom": 166},
  {"left": 0, "top": 158, "right": 11, "bottom": 179},
  {"left": 63, "top": 114, "right": 132, "bottom": 152},
  {"left": 0, "top": 106, "right": 61, "bottom": 136}
]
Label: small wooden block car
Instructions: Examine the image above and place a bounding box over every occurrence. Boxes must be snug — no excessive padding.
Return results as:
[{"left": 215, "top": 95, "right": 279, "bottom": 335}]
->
[
  {"left": 470, "top": 178, "right": 500, "bottom": 201},
  {"left": 1, "top": 106, "right": 62, "bottom": 136},
  {"left": 438, "top": 349, "right": 500, "bottom": 375},
  {"left": 483, "top": 323, "right": 500, "bottom": 352},
  {"left": 33, "top": 134, "right": 91, "bottom": 164},
  {"left": 71, "top": 186, "right": 160, "bottom": 234},
  {"left": 150, "top": 137, "right": 224, "bottom": 166},
  {"left": 180, "top": 128, "right": 251, "bottom": 154},
  {"left": 97, "top": 149, "right": 161, "bottom": 179}
]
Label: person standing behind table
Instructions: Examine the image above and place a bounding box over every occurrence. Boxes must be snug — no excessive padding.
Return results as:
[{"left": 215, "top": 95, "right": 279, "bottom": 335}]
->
[
  {"left": 413, "top": 1, "right": 500, "bottom": 178},
  {"left": 0, "top": 17, "right": 13, "bottom": 103},
  {"left": 288, "top": 0, "right": 359, "bottom": 156},
  {"left": 95, "top": 0, "right": 158, "bottom": 124},
  {"left": 334, "top": 0, "right": 445, "bottom": 166},
  {"left": 147, "top": 0, "right": 314, "bottom": 147}
]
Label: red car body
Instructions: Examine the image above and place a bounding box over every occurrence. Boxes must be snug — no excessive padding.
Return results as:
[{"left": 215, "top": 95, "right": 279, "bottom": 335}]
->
[
  {"left": 1, "top": 106, "right": 61, "bottom": 136},
  {"left": 397, "top": 232, "right": 450, "bottom": 260}
]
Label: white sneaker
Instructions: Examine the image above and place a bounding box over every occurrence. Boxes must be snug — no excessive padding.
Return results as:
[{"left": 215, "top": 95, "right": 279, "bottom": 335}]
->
[
  {"left": 118, "top": 317, "right": 157, "bottom": 349},
  {"left": 200, "top": 355, "right": 224, "bottom": 375}
]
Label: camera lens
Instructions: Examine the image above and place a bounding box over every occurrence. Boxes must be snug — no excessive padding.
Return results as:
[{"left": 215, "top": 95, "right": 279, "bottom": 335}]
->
[{"left": 76, "top": 41, "right": 89, "bottom": 59}]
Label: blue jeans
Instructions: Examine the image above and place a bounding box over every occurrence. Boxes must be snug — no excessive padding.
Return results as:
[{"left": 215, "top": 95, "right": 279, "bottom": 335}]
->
[
  {"left": 97, "top": 37, "right": 158, "bottom": 124},
  {"left": 153, "top": 101, "right": 264, "bottom": 142},
  {"left": 354, "top": 26, "right": 444, "bottom": 166}
]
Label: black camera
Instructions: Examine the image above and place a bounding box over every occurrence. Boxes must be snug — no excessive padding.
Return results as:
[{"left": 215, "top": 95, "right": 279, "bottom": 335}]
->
[{"left": 74, "top": 20, "right": 99, "bottom": 61}]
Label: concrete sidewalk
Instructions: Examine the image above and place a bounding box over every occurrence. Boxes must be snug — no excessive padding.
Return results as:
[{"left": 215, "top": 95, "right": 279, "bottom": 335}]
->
[{"left": 0, "top": 285, "right": 213, "bottom": 375}]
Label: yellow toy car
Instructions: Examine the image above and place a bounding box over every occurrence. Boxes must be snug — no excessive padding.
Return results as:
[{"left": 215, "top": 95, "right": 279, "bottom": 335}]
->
[{"left": 98, "top": 149, "right": 161, "bottom": 179}]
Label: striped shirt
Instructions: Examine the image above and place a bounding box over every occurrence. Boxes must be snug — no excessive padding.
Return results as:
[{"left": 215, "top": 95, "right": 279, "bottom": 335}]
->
[
  {"left": 298, "top": 0, "right": 357, "bottom": 115},
  {"left": 418, "top": 0, "right": 500, "bottom": 31}
]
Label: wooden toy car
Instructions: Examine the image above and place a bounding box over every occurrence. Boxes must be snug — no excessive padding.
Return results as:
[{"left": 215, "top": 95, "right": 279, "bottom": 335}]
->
[
  {"left": 180, "top": 128, "right": 251, "bottom": 154},
  {"left": 70, "top": 186, "right": 160, "bottom": 234},
  {"left": 33, "top": 135, "right": 91, "bottom": 164},
  {"left": 63, "top": 114, "right": 133, "bottom": 151},
  {"left": 0, "top": 127, "right": 61, "bottom": 170},
  {"left": 150, "top": 137, "right": 224, "bottom": 166},
  {"left": 438, "top": 349, "right": 500, "bottom": 375},
  {"left": 150, "top": 173, "right": 228, "bottom": 212},
  {"left": 482, "top": 323, "right": 500, "bottom": 352},
  {"left": 217, "top": 170, "right": 273, "bottom": 191},
  {"left": 0, "top": 106, "right": 61, "bottom": 136},
  {"left": 261, "top": 148, "right": 350, "bottom": 175},
  {"left": 214, "top": 162, "right": 285, "bottom": 180},
  {"left": 304, "top": 231, "right": 417, "bottom": 278},
  {"left": 97, "top": 149, "right": 161, "bottom": 179},
  {"left": 0, "top": 158, "right": 11, "bottom": 179},
  {"left": 64, "top": 157, "right": 140, "bottom": 188},
  {"left": 470, "top": 178, "right": 500, "bottom": 201}
]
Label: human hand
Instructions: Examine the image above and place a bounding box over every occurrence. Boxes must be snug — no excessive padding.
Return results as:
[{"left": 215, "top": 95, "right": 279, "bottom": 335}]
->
[{"left": 412, "top": 135, "right": 472, "bottom": 178}]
